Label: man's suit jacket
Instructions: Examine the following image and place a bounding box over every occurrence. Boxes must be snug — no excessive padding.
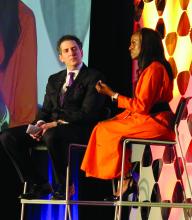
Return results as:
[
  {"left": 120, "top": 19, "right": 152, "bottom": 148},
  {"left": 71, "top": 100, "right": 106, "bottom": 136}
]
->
[{"left": 38, "top": 64, "right": 106, "bottom": 124}]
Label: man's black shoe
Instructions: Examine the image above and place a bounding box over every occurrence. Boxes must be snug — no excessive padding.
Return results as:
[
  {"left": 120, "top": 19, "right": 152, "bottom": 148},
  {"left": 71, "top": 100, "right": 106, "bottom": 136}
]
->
[
  {"left": 51, "top": 191, "right": 66, "bottom": 200},
  {"left": 51, "top": 183, "right": 75, "bottom": 200},
  {"left": 20, "top": 183, "right": 53, "bottom": 200},
  {"left": 51, "top": 184, "right": 66, "bottom": 200}
]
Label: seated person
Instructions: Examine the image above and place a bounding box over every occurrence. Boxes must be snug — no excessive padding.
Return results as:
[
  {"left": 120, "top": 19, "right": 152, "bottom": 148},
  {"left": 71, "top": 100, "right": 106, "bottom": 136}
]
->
[
  {"left": 0, "top": 35, "right": 106, "bottom": 200},
  {"left": 81, "top": 28, "right": 175, "bottom": 200}
]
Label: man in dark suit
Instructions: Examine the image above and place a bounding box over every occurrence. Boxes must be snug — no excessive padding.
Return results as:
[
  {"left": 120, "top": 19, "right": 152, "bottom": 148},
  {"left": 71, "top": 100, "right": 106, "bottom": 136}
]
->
[{"left": 0, "top": 35, "right": 106, "bottom": 200}]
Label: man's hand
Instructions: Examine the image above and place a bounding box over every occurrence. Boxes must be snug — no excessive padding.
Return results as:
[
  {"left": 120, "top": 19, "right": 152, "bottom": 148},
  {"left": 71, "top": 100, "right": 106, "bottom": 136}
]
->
[
  {"left": 29, "top": 121, "right": 57, "bottom": 141},
  {"left": 30, "top": 129, "right": 43, "bottom": 141},
  {"left": 26, "top": 123, "right": 43, "bottom": 141},
  {"left": 41, "top": 121, "right": 57, "bottom": 135}
]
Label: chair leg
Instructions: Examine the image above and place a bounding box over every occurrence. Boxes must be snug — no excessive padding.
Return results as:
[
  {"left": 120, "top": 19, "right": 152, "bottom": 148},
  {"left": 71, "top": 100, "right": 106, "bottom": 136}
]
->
[
  {"left": 64, "top": 164, "right": 72, "bottom": 220},
  {"left": 20, "top": 182, "right": 27, "bottom": 220},
  {"left": 64, "top": 165, "right": 68, "bottom": 220},
  {"left": 113, "top": 179, "right": 119, "bottom": 220},
  {"left": 64, "top": 144, "right": 72, "bottom": 220},
  {"left": 64, "top": 204, "right": 72, "bottom": 220},
  {"left": 114, "top": 206, "right": 120, "bottom": 220},
  {"left": 175, "top": 128, "right": 192, "bottom": 198},
  {"left": 174, "top": 139, "right": 192, "bottom": 220},
  {"left": 67, "top": 205, "right": 72, "bottom": 220},
  {"left": 112, "top": 179, "right": 116, "bottom": 195},
  {"left": 176, "top": 124, "right": 192, "bottom": 220},
  {"left": 115, "top": 140, "right": 127, "bottom": 220},
  {"left": 173, "top": 147, "right": 187, "bottom": 220},
  {"left": 64, "top": 143, "right": 87, "bottom": 220}
]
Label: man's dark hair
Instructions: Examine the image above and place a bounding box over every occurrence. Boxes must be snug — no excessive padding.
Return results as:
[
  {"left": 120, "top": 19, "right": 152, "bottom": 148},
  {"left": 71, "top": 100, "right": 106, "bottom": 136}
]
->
[
  {"left": 0, "top": 0, "right": 21, "bottom": 71},
  {"left": 137, "top": 27, "right": 173, "bottom": 80},
  {"left": 57, "top": 35, "right": 83, "bottom": 54}
]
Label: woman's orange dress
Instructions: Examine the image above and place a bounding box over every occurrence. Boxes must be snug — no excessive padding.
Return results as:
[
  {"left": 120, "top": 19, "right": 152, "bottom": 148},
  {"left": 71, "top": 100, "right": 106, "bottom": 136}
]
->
[{"left": 81, "top": 61, "right": 175, "bottom": 179}]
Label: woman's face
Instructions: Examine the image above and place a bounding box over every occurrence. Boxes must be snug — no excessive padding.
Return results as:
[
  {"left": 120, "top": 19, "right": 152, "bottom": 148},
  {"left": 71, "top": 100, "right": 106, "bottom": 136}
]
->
[{"left": 129, "top": 32, "right": 142, "bottom": 60}]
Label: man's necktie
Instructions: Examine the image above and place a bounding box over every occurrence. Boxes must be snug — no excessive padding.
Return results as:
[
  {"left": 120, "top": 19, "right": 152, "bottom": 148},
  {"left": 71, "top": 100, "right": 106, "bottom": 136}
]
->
[
  {"left": 60, "top": 72, "right": 75, "bottom": 106},
  {"left": 68, "top": 72, "right": 75, "bottom": 87}
]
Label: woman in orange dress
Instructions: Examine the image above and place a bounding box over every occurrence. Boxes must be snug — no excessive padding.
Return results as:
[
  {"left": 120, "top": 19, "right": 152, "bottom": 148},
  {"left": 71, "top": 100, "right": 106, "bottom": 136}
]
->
[{"left": 81, "top": 28, "right": 175, "bottom": 200}]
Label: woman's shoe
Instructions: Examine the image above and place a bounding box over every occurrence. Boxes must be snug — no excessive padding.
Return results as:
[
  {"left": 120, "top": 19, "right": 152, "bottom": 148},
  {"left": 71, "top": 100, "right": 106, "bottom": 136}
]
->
[
  {"left": 104, "top": 194, "right": 119, "bottom": 201},
  {"left": 104, "top": 176, "right": 138, "bottom": 201}
]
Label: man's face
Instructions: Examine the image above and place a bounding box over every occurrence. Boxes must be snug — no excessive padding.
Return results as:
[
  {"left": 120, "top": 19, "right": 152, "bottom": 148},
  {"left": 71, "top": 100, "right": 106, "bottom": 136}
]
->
[
  {"left": 129, "top": 32, "right": 141, "bottom": 60},
  {"left": 59, "top": 40, "right": 83, "bottom": 70}
]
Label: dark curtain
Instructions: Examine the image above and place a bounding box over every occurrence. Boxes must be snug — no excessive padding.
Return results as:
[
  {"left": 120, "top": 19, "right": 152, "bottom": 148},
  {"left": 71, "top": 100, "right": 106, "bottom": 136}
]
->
[{"left": 89, "top": 0, "right": 134, "bottom": 97}]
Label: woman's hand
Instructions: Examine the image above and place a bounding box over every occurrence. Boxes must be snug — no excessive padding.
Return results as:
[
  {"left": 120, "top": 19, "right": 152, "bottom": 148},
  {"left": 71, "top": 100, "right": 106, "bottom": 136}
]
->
[{"left": 96, "top": 80, "right": 115, "bottom": 97}]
